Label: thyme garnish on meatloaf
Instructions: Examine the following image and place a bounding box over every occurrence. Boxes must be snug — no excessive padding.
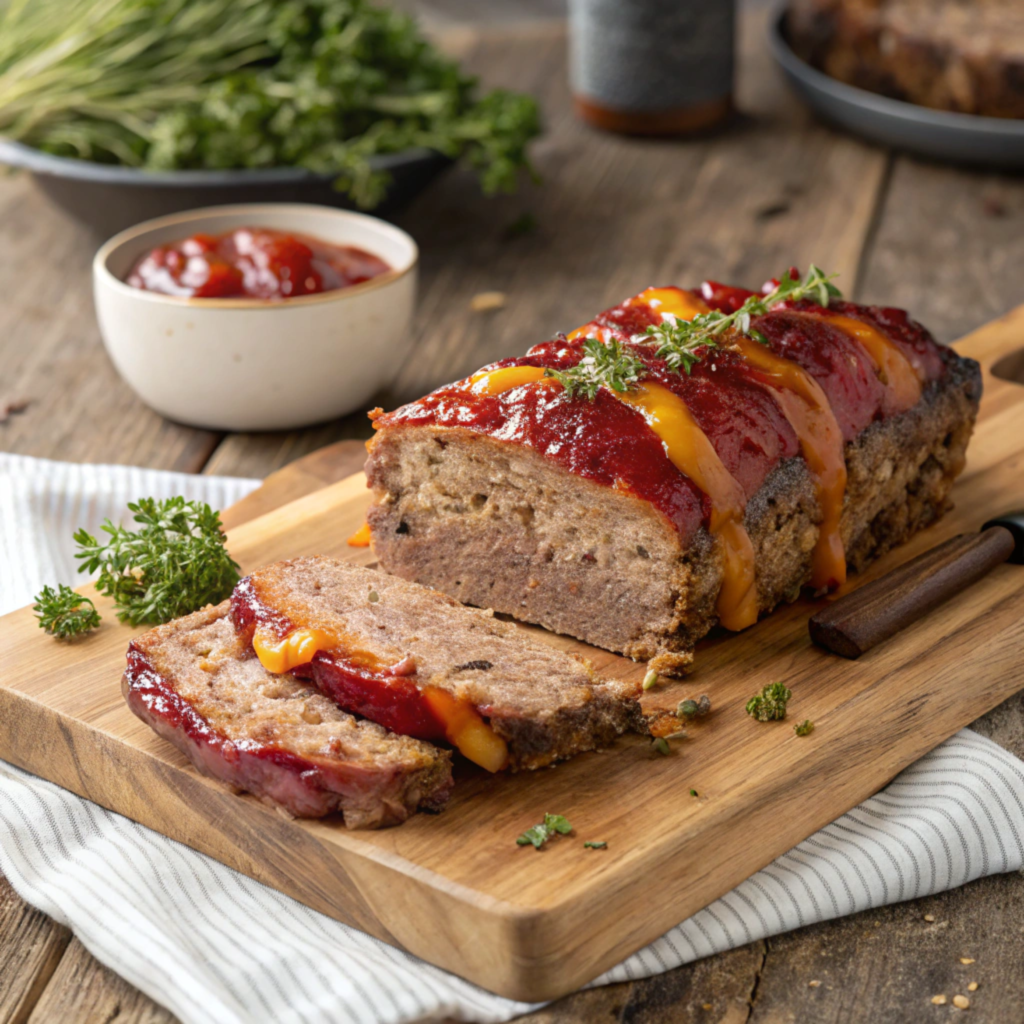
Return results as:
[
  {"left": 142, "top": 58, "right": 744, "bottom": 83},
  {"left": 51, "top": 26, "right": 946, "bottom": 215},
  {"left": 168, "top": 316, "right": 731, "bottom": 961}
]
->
[{"left": 545, "top": 265, "right": 842, "bottom": 399}]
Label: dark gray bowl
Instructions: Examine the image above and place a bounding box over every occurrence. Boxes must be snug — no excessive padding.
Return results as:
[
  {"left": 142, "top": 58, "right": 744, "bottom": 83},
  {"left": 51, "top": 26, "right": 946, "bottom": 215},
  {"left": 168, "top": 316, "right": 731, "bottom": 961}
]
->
[
  {"left": 0, "top": 139, "right": 451, "bottom": 236},
  {"left": 769, "top": 7, "right": 1024, "bottom": 168}
]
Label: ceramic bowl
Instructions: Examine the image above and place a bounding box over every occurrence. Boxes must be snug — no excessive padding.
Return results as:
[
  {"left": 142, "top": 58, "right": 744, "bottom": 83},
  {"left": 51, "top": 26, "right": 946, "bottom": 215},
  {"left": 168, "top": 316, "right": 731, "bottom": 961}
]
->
[{"left": 93, "top": 203, "right": 418, "bottom": 431}]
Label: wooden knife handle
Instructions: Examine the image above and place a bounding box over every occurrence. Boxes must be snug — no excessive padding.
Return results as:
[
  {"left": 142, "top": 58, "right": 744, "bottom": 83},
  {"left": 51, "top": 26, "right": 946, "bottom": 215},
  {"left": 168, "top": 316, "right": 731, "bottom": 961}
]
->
[{"left": 809, "top": 526, "right": 1017, "bottom": 659}]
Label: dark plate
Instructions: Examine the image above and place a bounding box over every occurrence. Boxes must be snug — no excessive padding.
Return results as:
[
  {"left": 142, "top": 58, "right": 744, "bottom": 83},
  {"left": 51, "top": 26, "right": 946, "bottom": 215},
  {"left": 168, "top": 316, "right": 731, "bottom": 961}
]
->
[
  {"left": 0, "top": 139, "right": 452, "bottom": 237},
  {"left": 768, "top": 7, "right": 1024, "bottom": 168}
]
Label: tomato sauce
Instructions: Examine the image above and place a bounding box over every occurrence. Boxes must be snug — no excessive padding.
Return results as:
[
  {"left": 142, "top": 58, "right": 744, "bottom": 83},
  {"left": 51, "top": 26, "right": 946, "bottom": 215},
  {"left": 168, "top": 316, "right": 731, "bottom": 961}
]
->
[{"left": 126, "top": 227, "right": 391, "bottom": 300}]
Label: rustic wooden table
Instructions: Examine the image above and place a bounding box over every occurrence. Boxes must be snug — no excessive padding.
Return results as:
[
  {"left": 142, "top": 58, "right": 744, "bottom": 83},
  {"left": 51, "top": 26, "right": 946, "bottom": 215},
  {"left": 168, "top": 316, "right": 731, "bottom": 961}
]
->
[{"left": 3, "top": 8, "right": 1024, "bottom": 1023}]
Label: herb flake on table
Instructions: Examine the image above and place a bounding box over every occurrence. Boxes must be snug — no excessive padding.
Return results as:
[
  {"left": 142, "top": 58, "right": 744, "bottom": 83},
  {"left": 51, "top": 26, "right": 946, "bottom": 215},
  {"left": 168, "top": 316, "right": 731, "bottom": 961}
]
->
[
  {"left": 583, "top": 840, "right": 607, "bottom": 850},
  {"left": 516, "top": 812, "right": 573, "bottom": 850},
  {"left": 677, "top": 694, "right": 711, "bottom": 720},
  {"left": 794, "top": 719, "right": 815, "bottom": 737},
  {"left": 74, "top": 497, "right": 240, "bottom": 626},
  {"left": 746, "top": 681, "right": 792, "bottom": 722},
  {"left": 32, "top": 584, "right": 101, "bottom": 639}
]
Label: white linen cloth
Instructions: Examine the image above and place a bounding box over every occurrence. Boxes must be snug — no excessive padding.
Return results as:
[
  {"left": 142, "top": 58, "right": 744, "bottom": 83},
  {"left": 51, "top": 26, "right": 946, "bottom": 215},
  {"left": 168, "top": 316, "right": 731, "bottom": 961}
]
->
[{"left": 2, "top": 452, "right": 1023, "bottom": 1024}]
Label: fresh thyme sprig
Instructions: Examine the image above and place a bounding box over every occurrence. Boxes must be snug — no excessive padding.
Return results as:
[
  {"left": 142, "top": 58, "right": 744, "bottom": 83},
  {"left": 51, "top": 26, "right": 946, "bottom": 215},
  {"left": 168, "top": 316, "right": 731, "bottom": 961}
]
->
[
  {"left": 544, "top": 336, "right": 644, "bottom": 400},
  {"left": 545, "top": 266, "right": 841, "bottom": 402},
  {"left": 74, "top": 497, "right": 240, "bottom": 626},
  {"left": 638, "top": 265, "right": 843, "bottom": 373},
  {"left": 32, "top": 584, "right": 101, "bottom": 639}
]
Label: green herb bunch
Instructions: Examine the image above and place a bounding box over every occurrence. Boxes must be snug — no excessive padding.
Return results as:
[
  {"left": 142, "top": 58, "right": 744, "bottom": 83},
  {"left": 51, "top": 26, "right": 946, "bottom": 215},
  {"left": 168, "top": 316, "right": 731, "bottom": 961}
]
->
[
  {"left": 32, "top": 584, "right": 101, "bottom": 639},
  {"left": 516, "top": 812, "right": 572, "bottom": 850},
  {"left": 0, "top": 0, "right": 540, "bottom": 208},
  {"left": 745, "top": 681, "right": 792, "bottom": 722},
  {"left": 74, "top": 497, "right": 240, "bottom": 626},
  {"left": 640, "top": 265, "right": 842, "bottom": 370},
  {"left": 544, "top": 267, "right": 841, "bottom": 401}
]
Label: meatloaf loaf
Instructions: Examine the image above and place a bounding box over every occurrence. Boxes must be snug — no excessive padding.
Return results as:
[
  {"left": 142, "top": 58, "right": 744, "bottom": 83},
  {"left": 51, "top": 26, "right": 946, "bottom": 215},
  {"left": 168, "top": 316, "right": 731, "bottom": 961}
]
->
[
  {"left": 123, "top": 602, "right": 453, "bottom": 827},
  {"left": 366, "top": 277, "right": 981, "bottom": 673},
  {"left": 787, "top": 0, "right": 1024, "bottom": 118},
  {"left": 231, "top": 557, "right": 641, "bottom": 773}
]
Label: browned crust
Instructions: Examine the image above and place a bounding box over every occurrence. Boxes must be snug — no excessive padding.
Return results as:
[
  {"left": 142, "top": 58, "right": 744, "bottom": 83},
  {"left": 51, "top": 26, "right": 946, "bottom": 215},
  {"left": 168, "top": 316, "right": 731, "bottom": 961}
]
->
[{"left": 366, "top": 349, "right": 981, "bottom": 672}]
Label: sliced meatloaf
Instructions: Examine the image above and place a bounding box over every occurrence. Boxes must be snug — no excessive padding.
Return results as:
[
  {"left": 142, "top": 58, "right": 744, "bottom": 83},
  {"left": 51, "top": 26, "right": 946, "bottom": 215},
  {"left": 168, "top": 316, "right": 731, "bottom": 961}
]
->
[
  {"left": 123, "top": 602, "right": 453, "bottom": 827},
  {"left": 787, "top": 0, "right": 1024, "bottom": 119},
  {"left": 230, "top": 557, "right": 642, "bottom": 772},
  {"left": 366, "top": 279, "right": 981, "bottom": 672}
]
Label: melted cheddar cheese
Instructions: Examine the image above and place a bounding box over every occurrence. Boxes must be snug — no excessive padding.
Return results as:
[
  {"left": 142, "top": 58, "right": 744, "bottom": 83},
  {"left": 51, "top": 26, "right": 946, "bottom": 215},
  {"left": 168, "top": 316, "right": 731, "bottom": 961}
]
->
[
  {"left": 469, "top": 365, "right": 549, "bottom": 395},
  {"left": 804, "top": 311, "right": 923, "bottom": 412},
  {"left": 615, "top": 381, "right": 759, "bottom": 630},
  {"left": 423, "top": 687, "right": 510, "bottom": 773},
  {"left": 253, "top": 627, "right": 335, "bottom": 675}
]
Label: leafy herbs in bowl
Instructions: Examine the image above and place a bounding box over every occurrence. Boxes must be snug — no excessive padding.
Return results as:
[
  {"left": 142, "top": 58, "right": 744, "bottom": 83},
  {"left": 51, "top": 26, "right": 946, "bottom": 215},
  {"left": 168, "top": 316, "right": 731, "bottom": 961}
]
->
[{"left": 0, "top": 0, "right": 541, "bottom": 232}]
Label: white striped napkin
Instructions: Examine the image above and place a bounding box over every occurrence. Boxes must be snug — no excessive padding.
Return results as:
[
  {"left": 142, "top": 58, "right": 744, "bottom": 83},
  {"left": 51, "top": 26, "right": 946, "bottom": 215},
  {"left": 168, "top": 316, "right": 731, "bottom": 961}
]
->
[{"left": 2, "top": 453, "right": 1023, "bottom": 1024}]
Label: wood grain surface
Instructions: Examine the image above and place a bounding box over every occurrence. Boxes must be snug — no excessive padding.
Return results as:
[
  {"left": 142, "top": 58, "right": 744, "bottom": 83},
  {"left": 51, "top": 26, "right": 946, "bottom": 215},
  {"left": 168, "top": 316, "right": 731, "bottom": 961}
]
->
[
  {"left": 2, "top": 312, "right": 1023, "bottom": 1001},
  {"left": 5, "top": 4, "right": 1024, "bottom": 1022}
]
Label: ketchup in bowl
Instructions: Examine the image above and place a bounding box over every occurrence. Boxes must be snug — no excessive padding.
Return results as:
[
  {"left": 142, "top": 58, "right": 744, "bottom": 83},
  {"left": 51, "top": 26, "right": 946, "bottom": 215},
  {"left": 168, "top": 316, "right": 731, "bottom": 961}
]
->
[{"left": 126, "top": 227, "right": 391, "bottom": 300}]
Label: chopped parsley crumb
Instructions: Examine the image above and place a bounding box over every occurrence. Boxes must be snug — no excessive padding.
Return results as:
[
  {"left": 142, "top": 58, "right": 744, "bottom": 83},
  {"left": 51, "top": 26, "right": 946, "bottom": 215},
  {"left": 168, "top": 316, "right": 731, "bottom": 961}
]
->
[
  {"left": 516, "top": 813, "right": 572, "bottom": 850},
  {"left": 583, "top": 841, "right": 608, "bottom": 850},
  {"left": 652, "top": 737, "right": 671, "bottom": 756},
  {"left": 677, "top": 694, "right": 711, "bottom": 720},
  {"left": 689, "top": 788, "right": 698, "bottom": 797},
  {"left": 746, "top": 681, "right": 792, "bottom": 722},
  {"left": 795, "top": 719, "right": 815, "bottom": 737}
]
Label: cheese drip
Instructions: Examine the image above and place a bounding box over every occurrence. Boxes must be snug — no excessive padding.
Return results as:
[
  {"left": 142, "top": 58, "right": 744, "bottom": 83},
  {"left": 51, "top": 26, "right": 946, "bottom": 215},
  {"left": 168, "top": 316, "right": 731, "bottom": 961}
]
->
[
  {"left": 253, "top": 627, "right": 335, "bottom": 674},
  {"left": 731, "top": 336, "right": 848, "bottom": 590},
  {"left": 469, "top": 365, "right": 548, "bottom": 394},
  {"left": 648, "top": 291, "right": 850, "bottom": 591},
  {"left": 567, "top": 286, "right": 708, "bottom": 342},
  {"left": 252, "top": 626, "right": 508, "bottom": 772},
  {"left": 799, "top": 311, "right": 923, "bottom": 412},
  {"left": 615, "top": 381, "right": 758, "bottom": 630}
]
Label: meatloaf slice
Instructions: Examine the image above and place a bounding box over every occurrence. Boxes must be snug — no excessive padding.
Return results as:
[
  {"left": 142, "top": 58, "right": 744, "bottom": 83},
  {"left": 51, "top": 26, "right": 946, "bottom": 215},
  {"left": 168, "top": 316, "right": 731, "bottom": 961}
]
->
[
  {"left": 230, "top": 557, "right": 641, "bottom": 772},
  {"left": 123, "top": 602, "right": 453, "bottom": 827}
]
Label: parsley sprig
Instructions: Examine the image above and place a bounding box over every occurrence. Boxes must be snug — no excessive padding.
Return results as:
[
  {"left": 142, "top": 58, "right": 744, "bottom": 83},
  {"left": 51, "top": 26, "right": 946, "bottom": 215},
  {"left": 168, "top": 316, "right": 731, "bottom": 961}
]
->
[
  {"left": 746, "top": 682, "right": 792, "bottom": 722},
  {"left": 516, "top": 813, "right": 573, "bottom": 850},
  {"left": 543, "top": 337, "right": 644, "bottom": 400},
  {"left": 638, "top": 265, "right": 842, "bottom": 372},
  {"left": 74, "top": 497, "right": 240, "bottom": 626},
  {"left": 32, "top": 584, "right": 101, "bottom": 640}
]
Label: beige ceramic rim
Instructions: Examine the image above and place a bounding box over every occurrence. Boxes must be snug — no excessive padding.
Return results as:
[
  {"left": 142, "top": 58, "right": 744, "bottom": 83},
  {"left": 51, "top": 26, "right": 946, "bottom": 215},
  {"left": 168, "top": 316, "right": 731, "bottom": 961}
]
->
[{"left": 93, "top": 203, "right": 418, "bottom": 310}]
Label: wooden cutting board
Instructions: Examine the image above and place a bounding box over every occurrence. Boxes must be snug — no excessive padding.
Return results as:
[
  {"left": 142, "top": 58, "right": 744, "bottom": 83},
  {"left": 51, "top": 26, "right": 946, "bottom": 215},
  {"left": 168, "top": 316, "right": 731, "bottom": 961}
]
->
[{"left": 2, "top": 311, "right": 1023, "bottom": 1003}]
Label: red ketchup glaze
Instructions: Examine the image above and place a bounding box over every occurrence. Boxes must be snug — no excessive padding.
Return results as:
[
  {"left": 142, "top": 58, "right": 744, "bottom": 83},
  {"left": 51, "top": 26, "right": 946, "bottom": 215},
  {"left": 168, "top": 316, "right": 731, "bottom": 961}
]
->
[
  {"left": 229, "top": 577, "right": 446, "bottom": 741},
  {"left": 127, "top": 228, "right": 390, "bottom": 300},
  {"left": 304, "top": 656, "right": 444, "bottom": 740},
  {"left": 381, "top": 352, "right": 709, "bottom": 540},
  {"left": 374, "top": 283, "right": 948, "bottom": 541}
]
